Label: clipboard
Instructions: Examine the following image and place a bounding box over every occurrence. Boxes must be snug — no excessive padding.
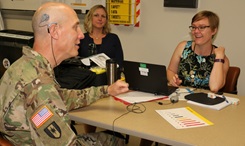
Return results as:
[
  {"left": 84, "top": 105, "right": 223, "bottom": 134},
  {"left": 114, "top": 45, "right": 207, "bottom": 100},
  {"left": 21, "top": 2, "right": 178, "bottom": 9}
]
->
[
  {"left": 184, "top": 92, "right": 231, "bottom": 110},
  {"left": 185, "top": 92, "right": 225, "bottom": 105}
]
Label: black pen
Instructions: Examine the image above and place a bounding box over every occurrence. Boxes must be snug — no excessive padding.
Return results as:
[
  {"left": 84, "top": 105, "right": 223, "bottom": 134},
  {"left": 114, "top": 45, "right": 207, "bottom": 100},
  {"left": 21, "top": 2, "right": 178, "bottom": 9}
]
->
[{"left": 222, "top": 95, "right": 229, "bottom": 103}]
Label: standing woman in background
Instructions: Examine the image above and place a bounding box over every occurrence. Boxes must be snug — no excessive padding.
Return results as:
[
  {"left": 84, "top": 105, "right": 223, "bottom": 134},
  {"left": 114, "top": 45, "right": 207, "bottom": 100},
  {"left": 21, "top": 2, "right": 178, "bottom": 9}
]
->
[
  {"left": 78, "top": 4, "right": 124, "bottom": 68},
  {"left": 78, "top": 4, "right": 124, "bottom": 134}
]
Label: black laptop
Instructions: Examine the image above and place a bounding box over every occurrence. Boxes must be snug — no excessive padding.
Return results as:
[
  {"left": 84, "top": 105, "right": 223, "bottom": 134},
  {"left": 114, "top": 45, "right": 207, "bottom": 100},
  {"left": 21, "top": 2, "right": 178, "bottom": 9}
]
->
[{"left": 122, "top": 60, "right": 178, "bottom": 96}]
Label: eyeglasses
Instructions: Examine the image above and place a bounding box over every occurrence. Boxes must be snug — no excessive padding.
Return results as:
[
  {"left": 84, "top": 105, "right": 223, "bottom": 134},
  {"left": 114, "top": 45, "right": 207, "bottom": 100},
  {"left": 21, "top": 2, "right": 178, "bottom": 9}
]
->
[{"left": 189, "top": 26, "right": 210, "bottom": 31}]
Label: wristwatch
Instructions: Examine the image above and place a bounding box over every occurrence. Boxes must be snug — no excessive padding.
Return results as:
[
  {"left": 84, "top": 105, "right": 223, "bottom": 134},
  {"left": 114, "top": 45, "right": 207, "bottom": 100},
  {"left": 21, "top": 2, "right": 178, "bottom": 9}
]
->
[{"left": 214, "top": 59, "right": 225, "bottom": 63}]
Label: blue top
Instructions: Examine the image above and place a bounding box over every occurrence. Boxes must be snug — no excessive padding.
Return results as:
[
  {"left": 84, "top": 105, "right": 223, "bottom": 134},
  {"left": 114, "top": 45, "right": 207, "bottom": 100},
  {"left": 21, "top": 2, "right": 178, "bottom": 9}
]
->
[
  {"left": 78, "top": 32, "right": 124, "bottom": 68},
  {"left": 178, "top": 41, "right": 216, "bottom": 89}
]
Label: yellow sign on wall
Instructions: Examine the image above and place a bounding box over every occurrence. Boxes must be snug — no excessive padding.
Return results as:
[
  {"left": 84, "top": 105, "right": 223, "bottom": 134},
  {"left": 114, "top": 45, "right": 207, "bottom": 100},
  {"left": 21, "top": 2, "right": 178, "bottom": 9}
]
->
[
  {"left": 107, "top": 0, "right": 131, "bottom": 3},
  {"left": 109, "top": 3, "right": 132, "bottom": 15},
  {"left": 106, "top": 0, "right": 140, "bottom": 26}
]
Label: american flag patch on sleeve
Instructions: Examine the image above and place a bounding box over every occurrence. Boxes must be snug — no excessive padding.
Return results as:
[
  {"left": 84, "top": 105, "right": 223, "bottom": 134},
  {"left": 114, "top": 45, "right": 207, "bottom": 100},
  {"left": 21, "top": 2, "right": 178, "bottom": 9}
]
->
[{"left": 31, "top": 106, "right": 53, "bottom": 128}]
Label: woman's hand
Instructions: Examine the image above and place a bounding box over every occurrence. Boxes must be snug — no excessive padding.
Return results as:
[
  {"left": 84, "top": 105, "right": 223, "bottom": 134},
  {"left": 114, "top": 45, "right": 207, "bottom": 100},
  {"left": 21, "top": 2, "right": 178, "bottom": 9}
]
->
[
  {"left": 214, "top": 46, "right": 225, "bottom": 59},
  {"left": 170, "top": 74, "right": 182, "bottom": 87}
]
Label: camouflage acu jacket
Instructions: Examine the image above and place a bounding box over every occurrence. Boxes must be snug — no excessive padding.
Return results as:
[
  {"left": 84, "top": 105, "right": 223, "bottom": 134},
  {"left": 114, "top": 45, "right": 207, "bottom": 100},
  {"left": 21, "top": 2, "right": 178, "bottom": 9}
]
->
[{"left": 0, "top": 46, "right": 109, "bottom": 145}]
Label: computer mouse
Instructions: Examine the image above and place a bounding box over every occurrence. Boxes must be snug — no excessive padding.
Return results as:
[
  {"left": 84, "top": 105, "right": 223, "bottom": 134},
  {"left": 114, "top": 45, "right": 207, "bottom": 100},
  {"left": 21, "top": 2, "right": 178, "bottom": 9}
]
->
[{"left": 170, "top": 95, "right": 179, "bottom": 103}]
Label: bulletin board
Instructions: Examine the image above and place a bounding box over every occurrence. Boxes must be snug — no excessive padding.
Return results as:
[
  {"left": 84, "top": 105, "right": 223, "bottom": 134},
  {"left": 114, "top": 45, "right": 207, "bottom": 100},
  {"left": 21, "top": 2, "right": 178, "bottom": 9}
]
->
[
  {"left": 0, "top": 0, "right": 105, "bottom": 14},
  {"left": 0, "top": 0, "right": 140, "bottom": 26}
]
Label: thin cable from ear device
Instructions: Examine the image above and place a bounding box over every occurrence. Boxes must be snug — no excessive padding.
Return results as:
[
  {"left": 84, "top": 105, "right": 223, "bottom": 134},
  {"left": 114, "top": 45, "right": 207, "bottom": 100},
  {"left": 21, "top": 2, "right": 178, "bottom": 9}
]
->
[
  {"left": 47, "top": 22, "right": 58, "bottom": 33},
  {"left": 50, "top": 36, "right": 57, "bottom": 66},
  {"left": 111, "top": 103, "right": 146, "bottom": 142}
]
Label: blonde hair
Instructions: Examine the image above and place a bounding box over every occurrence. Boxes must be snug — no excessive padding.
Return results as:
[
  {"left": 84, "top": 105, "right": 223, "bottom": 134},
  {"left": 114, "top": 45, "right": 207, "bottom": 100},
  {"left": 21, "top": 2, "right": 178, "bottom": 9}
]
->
[{"left": 84, "top": 5, "right": 111, "bottom": 34}]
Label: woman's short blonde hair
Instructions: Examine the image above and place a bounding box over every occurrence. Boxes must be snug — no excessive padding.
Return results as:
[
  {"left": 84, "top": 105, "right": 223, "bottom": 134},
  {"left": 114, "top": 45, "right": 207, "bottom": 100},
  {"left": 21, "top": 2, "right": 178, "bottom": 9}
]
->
[{"left": 191, "top": 10, "right": 219, "bottom": 31}]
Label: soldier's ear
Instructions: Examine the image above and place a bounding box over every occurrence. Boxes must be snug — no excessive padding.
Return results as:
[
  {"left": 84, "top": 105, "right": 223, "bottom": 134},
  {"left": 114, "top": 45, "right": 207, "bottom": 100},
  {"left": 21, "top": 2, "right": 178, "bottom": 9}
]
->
[{"left": 48, "top": 23, "right": 59, "bottom": 39}]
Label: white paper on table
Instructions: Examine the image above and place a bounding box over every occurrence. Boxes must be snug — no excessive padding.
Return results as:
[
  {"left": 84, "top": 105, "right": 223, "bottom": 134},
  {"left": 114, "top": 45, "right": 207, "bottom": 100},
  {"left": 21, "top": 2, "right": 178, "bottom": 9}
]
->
[
  {"left": 185, "top": 94, "right": 239, "bottom": 110},
  {"left": 187, "top": 99, "right": 231, "bottom": 110},
  {"left": 156, "top": 107, "right": 213, "bottom": 129},
  {"left": 89, "top": 53, "right": 110, "bottom": 68},
  {"left": 81, "top": 53, "right": 118, "bottom": 68},
  {"left": 114, "top": 91, "right": 167, "bottom": 104}
]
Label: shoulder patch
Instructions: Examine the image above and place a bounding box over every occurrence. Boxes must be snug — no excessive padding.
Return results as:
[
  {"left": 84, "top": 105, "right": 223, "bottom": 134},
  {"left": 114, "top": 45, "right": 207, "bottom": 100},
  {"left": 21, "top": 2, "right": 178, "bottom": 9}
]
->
[
  {"left": 31, "top": 106, "right": 53, "bottom": 128},
  {"left": 44, "top": 121, "right": 61, "bottom": 139}
]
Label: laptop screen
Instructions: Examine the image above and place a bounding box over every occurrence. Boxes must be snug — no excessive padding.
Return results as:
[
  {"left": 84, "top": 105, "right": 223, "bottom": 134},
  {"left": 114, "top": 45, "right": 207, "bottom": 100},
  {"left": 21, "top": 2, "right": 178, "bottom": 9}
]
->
[{"left": 123, "top": 60, "right": 175, "bottom": 95}]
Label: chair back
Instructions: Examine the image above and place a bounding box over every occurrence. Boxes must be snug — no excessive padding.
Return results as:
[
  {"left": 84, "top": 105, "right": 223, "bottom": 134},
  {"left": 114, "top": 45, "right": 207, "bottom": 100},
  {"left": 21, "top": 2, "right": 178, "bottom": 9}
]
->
[
  {"left": 220, "top": 66, "right": 240, "bottom": 94},
  {"left": 0, "top": 137, "right": 13, "bottom": 146},
  {"left": 0, "top": 132, "right": 13, "bottom": 146}
]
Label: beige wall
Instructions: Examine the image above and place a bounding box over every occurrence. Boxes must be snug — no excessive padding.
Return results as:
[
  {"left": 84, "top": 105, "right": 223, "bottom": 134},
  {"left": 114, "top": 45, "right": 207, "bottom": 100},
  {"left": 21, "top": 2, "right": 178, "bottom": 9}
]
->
[{"left": 2, "top": 0, "right": 245, "bottom": 95}]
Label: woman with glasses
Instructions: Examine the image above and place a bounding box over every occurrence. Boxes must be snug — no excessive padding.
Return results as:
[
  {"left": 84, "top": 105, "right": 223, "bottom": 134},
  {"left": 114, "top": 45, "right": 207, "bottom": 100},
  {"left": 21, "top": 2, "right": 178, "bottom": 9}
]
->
[
  {"left": 78, "top": 4, "right": 124, "bottom": 68},
  {"left": 167, "top": 10, "right": 229, "bottom": 93}
]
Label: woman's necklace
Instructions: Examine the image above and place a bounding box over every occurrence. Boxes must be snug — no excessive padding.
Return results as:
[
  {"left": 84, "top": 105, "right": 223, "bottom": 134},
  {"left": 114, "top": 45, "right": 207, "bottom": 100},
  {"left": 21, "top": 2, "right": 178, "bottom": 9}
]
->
[
  {"left": 94, "top": 36, "right": 100, "bottom": 39},
  {"left": 93, "top": 36, "right": 100, "bottom": 40},
  {"left": 91, "top": 33, "right": 104, "bottom": 40},
  {"left": 193, "top": 44, "right": 213, "bottom": 56},
  {"left": 192, "top": 44, "right": 214, "bottom": 88}
]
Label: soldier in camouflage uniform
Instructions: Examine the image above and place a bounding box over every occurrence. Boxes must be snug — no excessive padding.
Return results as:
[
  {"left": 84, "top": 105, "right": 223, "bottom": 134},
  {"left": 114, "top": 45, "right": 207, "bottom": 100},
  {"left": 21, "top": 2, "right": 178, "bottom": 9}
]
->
[{"left": 0, "top": 2, "right": 128, "bottom": 146}]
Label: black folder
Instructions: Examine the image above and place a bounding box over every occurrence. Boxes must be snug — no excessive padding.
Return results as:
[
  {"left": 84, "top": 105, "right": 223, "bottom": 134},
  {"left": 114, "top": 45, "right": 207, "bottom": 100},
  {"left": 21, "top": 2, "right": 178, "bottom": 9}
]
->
[{"left": 185, "top": 92, "right": 225, "bottom": 105}]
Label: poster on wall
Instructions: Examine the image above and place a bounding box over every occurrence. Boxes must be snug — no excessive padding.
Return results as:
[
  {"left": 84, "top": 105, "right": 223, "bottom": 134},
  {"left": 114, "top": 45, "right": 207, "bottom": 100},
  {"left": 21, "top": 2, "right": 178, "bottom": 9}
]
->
[
  {"left": 65, "top": 0, "right": 105, "bottom": 13},
  {"left": 106, "top": 0, "right": 140, "bottom": 27},
  {"left": 0, "top": 0, "right": 42, "bottom": 10},
  {"left": 0, "top": 11, "right": 4, "bottom": 30},
  {"left": 0, "top": 3, "right": 4, "bottom": 30},
  {"left": 0, "top": 0, "right": 105, "bottom": 14}
]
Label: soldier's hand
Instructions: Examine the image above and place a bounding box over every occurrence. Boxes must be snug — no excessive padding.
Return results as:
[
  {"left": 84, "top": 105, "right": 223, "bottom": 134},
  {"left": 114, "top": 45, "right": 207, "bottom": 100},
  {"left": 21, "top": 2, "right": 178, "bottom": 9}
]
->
[{"left": 107, "top": 80, "right": 129, "bottom": 96}]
